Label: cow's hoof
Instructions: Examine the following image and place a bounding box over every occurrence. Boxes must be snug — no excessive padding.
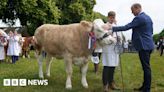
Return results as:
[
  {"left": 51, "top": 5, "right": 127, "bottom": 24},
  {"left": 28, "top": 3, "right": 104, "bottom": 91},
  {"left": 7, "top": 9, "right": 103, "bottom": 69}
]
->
[
  {"left": 66, "top": 85, "right": 72, "bottom": 89},
  {"left": 82, "top": 83, "right": 88, "bottom": 88},
  {"left": 46, "top": 74, "right": 50, "bottom": 77},
  {"left": 82, "top": 80, "right": 88, "bottom": 88},
  {"left": 39, "top": 75, "right": 44, "bottom": 79},
  {"left": 27, "top": 56, "right": 30, "bottom": 59}
]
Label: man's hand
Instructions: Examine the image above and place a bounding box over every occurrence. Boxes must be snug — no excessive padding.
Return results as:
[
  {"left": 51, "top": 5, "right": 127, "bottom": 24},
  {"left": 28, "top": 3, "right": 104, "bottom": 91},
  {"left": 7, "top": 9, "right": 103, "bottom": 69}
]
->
[
  {"left": 107, "top": 24, "right": 113, "bottom": 30},
  {"left": 101, "top": 24, "right": 110, "bottom": 30},
  {"left": 101, "top": 24, "right": 113, "bottom": 30}
]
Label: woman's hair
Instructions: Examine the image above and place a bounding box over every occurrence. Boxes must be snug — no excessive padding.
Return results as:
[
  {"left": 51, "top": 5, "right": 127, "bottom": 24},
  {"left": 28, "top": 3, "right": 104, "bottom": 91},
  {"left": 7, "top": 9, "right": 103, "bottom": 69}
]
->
[{"left": 108, "top": 11, "right": 116, "bottom": 17}]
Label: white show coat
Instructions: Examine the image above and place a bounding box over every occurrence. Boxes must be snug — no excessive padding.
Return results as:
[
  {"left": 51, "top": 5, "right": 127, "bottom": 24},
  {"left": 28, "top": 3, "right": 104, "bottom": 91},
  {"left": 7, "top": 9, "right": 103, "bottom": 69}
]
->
[
  {"left": 7, "top": 35, "right": 20, "bottom": 56},
  {"left": 102, "top": 44, "right": 119, "bottom": 66},
  {"left": 0, "top": 45, "right": 5, "bottom": 60},
  {"left": 0, "top": 37, "right": 7, "bottom": 60},
  {"left": 124, "top": 41, "right": 128, "bottom": 49},
  {"left": 102, "top": 24, "right": 122, "bottom": 67}
]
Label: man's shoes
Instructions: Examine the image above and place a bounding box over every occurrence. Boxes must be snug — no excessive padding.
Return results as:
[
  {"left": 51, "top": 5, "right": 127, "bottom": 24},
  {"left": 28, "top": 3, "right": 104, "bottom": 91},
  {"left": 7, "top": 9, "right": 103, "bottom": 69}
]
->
[
  {"left": 134, "top": 86, "right": 144, "bottom": 91},
  {"left": 109, "top": 82, "right": 120, "bottom": 90}
]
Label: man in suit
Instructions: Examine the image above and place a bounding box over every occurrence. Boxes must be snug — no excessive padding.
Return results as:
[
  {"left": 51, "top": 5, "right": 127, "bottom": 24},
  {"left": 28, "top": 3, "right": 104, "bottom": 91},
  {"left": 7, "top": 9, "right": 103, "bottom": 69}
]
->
[{"left": 108, "top": 3, "right": 154, "bottom": 92}]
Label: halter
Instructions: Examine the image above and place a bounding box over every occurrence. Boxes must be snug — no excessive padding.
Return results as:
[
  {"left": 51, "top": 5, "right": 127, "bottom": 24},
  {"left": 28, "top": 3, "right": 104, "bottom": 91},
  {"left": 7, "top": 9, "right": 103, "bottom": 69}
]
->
[{"left": 91, "top": 23, "right": 111, "bottom": 41}]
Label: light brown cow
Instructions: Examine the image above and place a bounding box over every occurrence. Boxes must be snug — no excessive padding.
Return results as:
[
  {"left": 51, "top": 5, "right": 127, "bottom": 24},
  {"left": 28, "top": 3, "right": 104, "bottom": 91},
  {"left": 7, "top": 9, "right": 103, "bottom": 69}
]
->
[{"left": 34, "top": 20, "right": 114, "bottom": 89}]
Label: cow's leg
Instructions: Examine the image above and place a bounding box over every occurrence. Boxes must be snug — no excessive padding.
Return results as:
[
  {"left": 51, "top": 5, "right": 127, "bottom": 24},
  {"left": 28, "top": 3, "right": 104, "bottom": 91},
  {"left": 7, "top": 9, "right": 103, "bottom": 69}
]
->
[
  {"left": 27, "top": 53, "right": 30, "bottom": 58},
  {"left": 81, "top": 62, "right": 89, "bottom": 88},
  {"left": 46, "top": 55, "right": 52, "bottom": 77},
  {"left": 37, "top": 54, "right": 44, "bottom": 78},
  {"left": 25, "top": 51, "right": 28, "bottom": 58},
  {"left": 22, "top": 55, "right": 25, "bottom": 58},
  {"left": 22, "top": 50, "right": 25, "bottom": 58},
  {"left": 27, "top": 49, "right": 30, "bottom": 58},
  {"left": 64, "top": 54, "right": 73, "bottom": 89}
]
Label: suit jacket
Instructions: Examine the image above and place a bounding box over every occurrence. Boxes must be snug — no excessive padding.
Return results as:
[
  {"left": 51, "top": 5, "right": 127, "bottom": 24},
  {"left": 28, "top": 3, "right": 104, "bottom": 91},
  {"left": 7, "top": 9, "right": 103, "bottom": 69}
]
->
[{"left": 112, "top": 12, "right": 154, "bottom": 51}]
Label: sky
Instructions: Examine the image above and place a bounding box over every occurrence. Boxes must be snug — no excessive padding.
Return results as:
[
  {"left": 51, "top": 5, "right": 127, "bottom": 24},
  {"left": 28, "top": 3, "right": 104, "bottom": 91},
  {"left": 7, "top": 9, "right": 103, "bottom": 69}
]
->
[
  {"left": 0, "top": 19, "right": 21, "bottom": 27},
  {"left": 93, "top": 0, "right": 164, "bottom": 40}
]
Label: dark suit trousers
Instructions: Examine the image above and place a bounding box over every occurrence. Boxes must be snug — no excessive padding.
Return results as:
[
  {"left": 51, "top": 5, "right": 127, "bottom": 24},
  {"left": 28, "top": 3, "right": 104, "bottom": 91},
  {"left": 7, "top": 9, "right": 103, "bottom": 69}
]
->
[
  {"left": 160, "top": 45, "right": 164, "bottom": 56},
  {"left": 139, "top": 50, "right": 152, "bottom": 92}
]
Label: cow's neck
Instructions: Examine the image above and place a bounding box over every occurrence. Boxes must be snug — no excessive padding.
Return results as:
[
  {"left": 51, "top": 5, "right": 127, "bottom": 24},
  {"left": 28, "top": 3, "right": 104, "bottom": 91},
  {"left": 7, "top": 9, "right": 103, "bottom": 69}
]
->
[{"left": 78, "top": 30, "right": 92, "bottom": 56}]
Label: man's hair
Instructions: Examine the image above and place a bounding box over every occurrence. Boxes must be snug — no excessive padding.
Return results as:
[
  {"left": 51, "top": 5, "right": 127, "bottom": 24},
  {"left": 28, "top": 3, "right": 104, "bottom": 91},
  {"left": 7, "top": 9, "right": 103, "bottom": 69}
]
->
[
  {"left": 108, "top": 11, "right": 116, "bottom": 17},
  {"left": 131, "top": 3, "right": 142, "bottom": 9}
]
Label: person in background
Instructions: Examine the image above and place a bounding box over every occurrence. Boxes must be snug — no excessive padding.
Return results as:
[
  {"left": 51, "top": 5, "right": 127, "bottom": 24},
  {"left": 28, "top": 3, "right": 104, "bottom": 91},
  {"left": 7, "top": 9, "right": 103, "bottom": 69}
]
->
[
  {"left": 7, "top": 31, "right": 20, "bottom": 64},
  {"left": 102, "top": 11, "right": 120, "bottom": 92},
  {"left": 128, "top": 41, "right": 132, "bottom": 52},
  {"left": 160, "top": 37, "right": 164, "bottom": 56},
  {"left": 0, "top": 32, "right": 7, "bottom": 63},
  {"left": 91, "top": 47, "right": 102, "bottom": 74},
  {"left": 156, "top": 39, "right": 160, "bottom": 50},
  {"left": 108, "top": 3, "right": 154, "bottom": 92},
  {"left": 123, "top": 40, "right": 128, "bottom": 52}
]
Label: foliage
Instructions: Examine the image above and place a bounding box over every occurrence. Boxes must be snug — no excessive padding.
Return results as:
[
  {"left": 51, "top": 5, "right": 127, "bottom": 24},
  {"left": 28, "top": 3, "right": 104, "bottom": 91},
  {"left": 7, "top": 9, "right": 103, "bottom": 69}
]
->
[
  {"left": 0, "top": 0, "right": 60, "bottom": 35},
  {"left": 153, "top": 29, "right": 164, "bottom": 43},
  {"left": 92, "top": 12, "right": 107, "bottom": 22},
  {"left": 159, "top": 29, "right": 164, "bottom": 38},
  {"left": 153, "top": 34, "right": 159, "bottom": 44},
  {"left": 55, "top": 0, "right": 96, "bottom": 24},
  {"left": 0, "top": 0, "right": 107, "bottom": 35}
]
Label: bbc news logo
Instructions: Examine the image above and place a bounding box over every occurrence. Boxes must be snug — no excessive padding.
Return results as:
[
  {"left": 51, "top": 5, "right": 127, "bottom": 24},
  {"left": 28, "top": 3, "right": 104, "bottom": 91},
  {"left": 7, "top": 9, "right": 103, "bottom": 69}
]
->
[{"left": 3, "top": 79, "right": 48, "bottom": 86}]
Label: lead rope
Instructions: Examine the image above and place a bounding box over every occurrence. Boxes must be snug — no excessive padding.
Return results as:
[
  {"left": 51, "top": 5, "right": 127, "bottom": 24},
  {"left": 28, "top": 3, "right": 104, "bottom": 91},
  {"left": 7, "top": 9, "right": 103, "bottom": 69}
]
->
[{"left": 115, "top": 32, "right": 124, "bottom": 92}]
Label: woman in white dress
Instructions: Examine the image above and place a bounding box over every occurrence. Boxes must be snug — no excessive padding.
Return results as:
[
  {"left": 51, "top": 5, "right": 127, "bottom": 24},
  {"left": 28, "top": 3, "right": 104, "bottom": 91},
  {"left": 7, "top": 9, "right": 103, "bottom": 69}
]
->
[
  {"left": 0, "top": 32, "right": 7, "bottom": 62},
  {"left": 102, "top": 11, "right": 121, "bottom": 91},
  {"left": 7, "top": 31, "right": 20, "bottom": 64}
]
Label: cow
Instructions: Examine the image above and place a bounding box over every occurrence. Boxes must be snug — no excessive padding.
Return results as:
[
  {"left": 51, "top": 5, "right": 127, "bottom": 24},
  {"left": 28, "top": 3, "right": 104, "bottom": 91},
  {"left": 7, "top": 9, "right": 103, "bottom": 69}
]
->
[
  {"left": 22, "top": 36, "right": 35, "bottom": 58},
  {"left": 33, "top": 19, "right": 114, "bottom": 89}
]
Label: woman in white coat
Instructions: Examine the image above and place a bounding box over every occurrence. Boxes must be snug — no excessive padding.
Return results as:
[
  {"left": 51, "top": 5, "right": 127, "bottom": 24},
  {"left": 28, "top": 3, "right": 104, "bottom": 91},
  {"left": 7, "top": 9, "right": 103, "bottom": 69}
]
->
[
  {"left": 0, "top": 32, "right": 7, "bottom": 62},
  {"left": 7, "top": 31, "right": 20, "bottom": 64},
  {"left": 102, "top": 11, "right": 122, "bottom": 92}
]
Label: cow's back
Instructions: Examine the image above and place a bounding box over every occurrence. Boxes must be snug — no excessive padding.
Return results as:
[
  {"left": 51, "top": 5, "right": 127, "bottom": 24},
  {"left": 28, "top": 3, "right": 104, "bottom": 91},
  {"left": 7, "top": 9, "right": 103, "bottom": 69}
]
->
[{"left": 34, "top": 23, "right": 91, "bottom": 58}]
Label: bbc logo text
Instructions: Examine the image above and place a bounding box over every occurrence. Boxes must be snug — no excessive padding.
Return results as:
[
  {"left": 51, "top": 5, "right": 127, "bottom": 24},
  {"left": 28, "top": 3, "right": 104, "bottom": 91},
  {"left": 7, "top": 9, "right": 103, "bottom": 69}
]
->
[{"left": 3, "top": 79, "right": 48, "bottom": 86}]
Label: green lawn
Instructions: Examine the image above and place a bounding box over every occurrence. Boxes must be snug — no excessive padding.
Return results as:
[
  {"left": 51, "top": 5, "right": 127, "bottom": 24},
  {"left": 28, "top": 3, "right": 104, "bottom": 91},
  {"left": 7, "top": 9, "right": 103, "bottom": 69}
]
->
[{"left": 0, "top": 51, "right": 164, "bottom": 92}]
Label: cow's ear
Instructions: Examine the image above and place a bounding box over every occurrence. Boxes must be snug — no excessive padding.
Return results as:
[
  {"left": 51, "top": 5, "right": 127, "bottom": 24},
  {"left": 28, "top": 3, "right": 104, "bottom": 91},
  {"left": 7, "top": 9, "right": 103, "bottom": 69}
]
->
[{"left": 80, "top": 21, "right": 92, "bottom": 27}]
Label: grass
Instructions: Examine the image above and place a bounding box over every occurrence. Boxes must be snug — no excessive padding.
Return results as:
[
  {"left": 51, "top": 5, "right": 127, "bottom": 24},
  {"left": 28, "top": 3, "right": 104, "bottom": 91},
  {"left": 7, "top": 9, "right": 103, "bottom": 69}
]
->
[{"left": 0, "top": 51, "right": 164, "bottom": 92}]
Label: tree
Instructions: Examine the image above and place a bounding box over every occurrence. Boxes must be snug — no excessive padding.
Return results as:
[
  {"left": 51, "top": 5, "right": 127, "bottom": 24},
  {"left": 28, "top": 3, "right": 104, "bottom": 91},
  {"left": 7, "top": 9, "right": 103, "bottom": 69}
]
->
[
  {"left": 0, "top": 0, "right": 108, "bottom": 35},
  {"left": 159, "top": 29, "right": 164, "bottom": 38},
  {"left": 55, "top": 0, "right": 96, "bottom": 24},
  {"left": 92, "top": 12, "right": 107, "bottom": 22},
  {"left": 153, "top": 34, "right": 159, "bottom": 44},
  {"left": 0, "top": 0, "right": 60, "bottom": 35},
  {"left": 153, "top": 29, "right": 164, "bottom": 43}
]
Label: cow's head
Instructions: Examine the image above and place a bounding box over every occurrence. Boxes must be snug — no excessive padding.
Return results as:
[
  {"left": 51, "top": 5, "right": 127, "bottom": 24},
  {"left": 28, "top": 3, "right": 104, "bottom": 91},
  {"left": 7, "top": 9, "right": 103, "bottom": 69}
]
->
[
  {"left": 92, "top": 19, "right": 116, "bottom": 46},
  {"left": 80, "top": 20, "right": 93, "bottom": 32},
  {"left": 80, "top": 20, "right": 116, "bottom": 46},
  {"left": 80, "top": 20, "right": 109, "bottom": 39}
]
